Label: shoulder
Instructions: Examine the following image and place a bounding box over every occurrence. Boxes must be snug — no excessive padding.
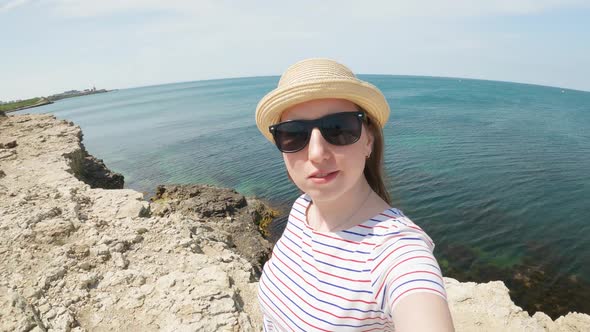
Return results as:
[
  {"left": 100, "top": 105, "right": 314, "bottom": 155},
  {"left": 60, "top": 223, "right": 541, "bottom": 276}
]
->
[
  {"left": 368, "top": 209, "right": 447, "bottom": 314},
  {"left": 369, "top": 208, "right": 435, "bottom": 252}
]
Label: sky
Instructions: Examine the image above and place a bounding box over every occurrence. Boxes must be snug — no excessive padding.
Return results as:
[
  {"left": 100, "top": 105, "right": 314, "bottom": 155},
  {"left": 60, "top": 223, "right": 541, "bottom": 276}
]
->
[{"left": 1, "top": 0, "right": 589, "bottom": 101}]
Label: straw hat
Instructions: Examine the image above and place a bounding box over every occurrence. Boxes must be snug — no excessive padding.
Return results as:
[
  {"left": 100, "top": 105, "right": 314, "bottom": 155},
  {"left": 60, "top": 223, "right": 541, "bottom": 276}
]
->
[{"left": 255, "top": 58, "right": 391, "bottom": 142}]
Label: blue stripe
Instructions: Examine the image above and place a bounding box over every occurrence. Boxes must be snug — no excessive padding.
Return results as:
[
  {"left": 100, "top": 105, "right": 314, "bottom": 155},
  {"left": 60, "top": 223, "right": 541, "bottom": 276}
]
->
[
  {"left": 311, "top": 239, "right": 371, "bottom": 254},
  {"left": 371, "top": 249, "right": 434, "bottom": 287},
  {"left": 388, "top": 278, "right": 445, "bottom": 300},
  {"left": 372, "top": 237, "right": 427, "bottom": 262},
  {"left": 263, "top": 269, "right": 386, "bottom": 329},
  {"left": 290, "top": 221, "right": 303, "bottom": 232},
  {"left": 342, "top": 230, "right": 403, "bottom": 237},
  {"left": 313, "top": 258, "right": 367, "bottom": 273},
  {"left": 283, "top": 233, "right": 302, "bottom": 250},
  {"left": 419, "top": 262, "right": 442, "bottom": 272},
  {"left": 292, "top": 205, "right": 305, "bottom": 216},
  {"left": 276, "top": 243, "right": 372, "bottom": 294},
  {"left": 341, "top": 229, "right": 371, "bottom": 237},
  {"left": 381, "top": 284, "right": 387, "bottom": 311},
  {"left": 270, "top": 260, "right": 385, "bottom": 314},
  {"left": 286, "top": 221, "right": 312, "bottom": 239},
  {"left": 389, "top": 208, "right": 404, "bottom": 216},
  {"left": 259, "top": 280, "right": 307, "bottom": 331}
]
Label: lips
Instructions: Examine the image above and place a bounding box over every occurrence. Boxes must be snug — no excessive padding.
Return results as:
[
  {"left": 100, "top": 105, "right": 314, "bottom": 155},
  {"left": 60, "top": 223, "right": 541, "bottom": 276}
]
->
[{"left": 308, "top": 170, "right": 339, "bottom": 179}]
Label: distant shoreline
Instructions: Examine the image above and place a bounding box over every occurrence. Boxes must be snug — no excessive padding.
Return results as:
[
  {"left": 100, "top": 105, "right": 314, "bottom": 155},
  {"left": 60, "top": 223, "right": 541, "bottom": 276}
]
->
[
  {"left": 3, "top": 97, "right": 53, "bottom": 113},
  {"left": 46, "top": 88, "right": 111, "bottom": 102},
  {"left": 2, "top": 88, "right": 112, "bottom": 113}
]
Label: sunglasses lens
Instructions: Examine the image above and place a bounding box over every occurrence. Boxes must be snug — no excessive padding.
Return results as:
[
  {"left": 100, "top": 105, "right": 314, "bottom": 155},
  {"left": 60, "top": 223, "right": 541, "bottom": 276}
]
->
[
  {"left": 274, "top": 121, "right": 309, "bottom": 152},
  {"left": 322, "top": 113, "right": 362, "bottom": 145},
  {"left": 271, "top": 112, "right": 363, "bottom": 153}
]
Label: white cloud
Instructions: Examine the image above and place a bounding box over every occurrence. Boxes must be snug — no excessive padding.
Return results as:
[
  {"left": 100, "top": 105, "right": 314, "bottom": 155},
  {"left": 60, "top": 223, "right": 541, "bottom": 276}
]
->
[{"left": 0, "top": 0, "right": 34, "bottom": 12}]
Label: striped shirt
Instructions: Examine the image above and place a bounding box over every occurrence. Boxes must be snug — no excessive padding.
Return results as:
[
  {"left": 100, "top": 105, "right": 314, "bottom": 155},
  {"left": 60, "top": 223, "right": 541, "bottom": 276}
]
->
[{"left": 258, "top": 193, "right": 447, "bottom": 331}]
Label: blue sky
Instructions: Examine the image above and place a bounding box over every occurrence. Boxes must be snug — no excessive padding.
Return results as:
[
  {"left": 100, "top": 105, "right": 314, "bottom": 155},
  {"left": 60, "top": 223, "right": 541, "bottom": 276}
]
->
[{"left": 1, "top": 0, "right": 589, "bottom": 101}]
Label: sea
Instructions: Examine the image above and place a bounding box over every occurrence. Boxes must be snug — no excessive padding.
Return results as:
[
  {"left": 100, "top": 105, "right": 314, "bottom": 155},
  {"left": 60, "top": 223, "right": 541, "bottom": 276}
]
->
[{"left": 14, "top": 75, "right": 590, "bottom": 317}]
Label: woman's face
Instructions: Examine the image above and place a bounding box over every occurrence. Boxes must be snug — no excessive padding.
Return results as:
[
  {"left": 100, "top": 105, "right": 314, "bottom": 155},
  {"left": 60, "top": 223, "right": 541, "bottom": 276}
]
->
[{"left": 280, "top": 98, "right": 374, "bottom": 202}]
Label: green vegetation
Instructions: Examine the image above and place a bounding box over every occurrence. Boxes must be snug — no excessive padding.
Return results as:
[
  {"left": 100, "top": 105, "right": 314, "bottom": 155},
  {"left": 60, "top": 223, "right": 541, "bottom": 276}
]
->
[
  {"left": 250, "top": 200, "right": 282, "bottom": 238},
  {"left": 0, "top": 97, "right": 46, "bottom": 112},
  {"left": 1, "top": 87, "right": 109, "bottom": 113}
]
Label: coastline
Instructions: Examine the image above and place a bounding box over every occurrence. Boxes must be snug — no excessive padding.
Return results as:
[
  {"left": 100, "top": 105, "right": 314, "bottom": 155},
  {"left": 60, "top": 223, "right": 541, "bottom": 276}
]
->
[
  {"left": 2, "top": 97, "right": 53, "bottom": 113},
  {"left": 2, "top": 89, "right": 111, "bottom": 114},
  {"left": 0, "top": 112, "right": 588, "bottom": 331}
]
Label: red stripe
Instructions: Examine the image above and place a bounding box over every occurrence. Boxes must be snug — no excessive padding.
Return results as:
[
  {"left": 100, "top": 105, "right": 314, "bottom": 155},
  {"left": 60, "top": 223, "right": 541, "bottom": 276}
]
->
[
  {"left": 286, "top": 226, "right": 302, "bottom": 240},
  {"left": 362, "top": 327, "right": 389, "bottom": 332},
  {"left": 378, "top": 214, "right": 428, "bottom": 236},
  {"left": 372, "top": 233, "right": 417, "bottom": 250},
  {"left": 268, "top": 263, "right": 385, "bottom": 322},
  {"left": 262, "top": 272, "right": 334, "bottom": 331},
  {"left": 301, "top": 258, "right": 371, "bottom": 283},
  {"left": 274, "top": 248, "right": 377, "bottom": 304},
  {"left": 295, "top": 200, "right": 308, "bottom": 210},
  {"left": 371, "top": 243, "right": 427, "bottom": 272},
  {"left": 282, "top": 240, "right": 370, "bottom": 283},
  {"left": 312, "top": 248, "right": 366, "bottom": 263},
  {"left": 259, "top": 289, "right": 296, "bottom": 332},
  {"left": 290, "top": 213, "right": 305, "bottom": 224},
  {"left": 357, "top": 224, "right": 390, "bottom": 230},
  {"left": 391, "top": 270, "right": 444, "bottom": 285},
  {"left": 379, "top": 212, "right": 401, "bottom": 219},
  {"left": 374, "top": 255, "right": 436, "bottom": 299},
  {"left": 313, "top": 231, "right": 362, "bottom": 244}
]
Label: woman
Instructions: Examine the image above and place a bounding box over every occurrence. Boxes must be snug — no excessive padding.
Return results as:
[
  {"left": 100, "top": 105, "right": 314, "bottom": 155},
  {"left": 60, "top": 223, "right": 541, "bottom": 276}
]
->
[{"left": 255, "top": 58, "right": 454, "bottom": 331}]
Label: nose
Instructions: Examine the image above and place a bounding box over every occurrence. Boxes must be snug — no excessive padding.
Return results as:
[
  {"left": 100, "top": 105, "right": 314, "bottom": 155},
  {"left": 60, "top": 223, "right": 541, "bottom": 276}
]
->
[{"left": 307, "top": 127, "right": 330, "bottom": 162}]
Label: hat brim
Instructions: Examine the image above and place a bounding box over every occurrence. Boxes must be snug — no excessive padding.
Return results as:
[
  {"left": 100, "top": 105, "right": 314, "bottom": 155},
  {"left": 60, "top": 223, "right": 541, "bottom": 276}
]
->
[{"left": 256, "top": 78, "right": 390, "bottom": 143}]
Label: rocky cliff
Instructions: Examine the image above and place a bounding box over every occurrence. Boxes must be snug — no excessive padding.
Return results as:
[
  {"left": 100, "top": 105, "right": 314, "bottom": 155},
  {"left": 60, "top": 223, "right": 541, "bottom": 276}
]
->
[{"left": 0, "top": 114, "right": 588, "bottom": 332}]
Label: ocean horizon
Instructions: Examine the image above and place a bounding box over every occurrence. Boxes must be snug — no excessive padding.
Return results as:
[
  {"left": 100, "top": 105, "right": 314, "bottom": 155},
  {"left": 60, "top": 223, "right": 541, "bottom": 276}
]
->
[{"left": 14, "top": 74, "right": 590, "bottom": 317}]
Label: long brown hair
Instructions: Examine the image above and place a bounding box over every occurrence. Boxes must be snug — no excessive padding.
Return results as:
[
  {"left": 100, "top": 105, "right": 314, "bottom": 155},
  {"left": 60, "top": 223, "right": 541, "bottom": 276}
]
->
[
  {"left": 360, "top": 106, "right": 392, "bottom": 205},
  {"left": 284, "top": 104, "right": 392, "bottom": 205}
]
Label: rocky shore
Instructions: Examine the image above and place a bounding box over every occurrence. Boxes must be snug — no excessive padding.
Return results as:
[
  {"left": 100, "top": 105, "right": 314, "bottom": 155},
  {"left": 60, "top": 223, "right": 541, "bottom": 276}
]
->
[{"left": 1, "top": 113, "right": 589, "bottom": 331}]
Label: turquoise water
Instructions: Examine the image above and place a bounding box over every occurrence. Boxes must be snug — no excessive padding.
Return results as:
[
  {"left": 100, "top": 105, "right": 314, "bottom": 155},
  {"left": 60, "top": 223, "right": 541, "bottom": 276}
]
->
[{"left": 16, "top": 76, "right": 590, "bottom": 289}]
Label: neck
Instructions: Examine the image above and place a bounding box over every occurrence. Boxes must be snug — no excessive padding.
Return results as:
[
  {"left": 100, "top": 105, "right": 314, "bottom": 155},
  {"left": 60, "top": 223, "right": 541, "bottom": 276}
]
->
[{"left": 307, "top": 179, "right": 378, "bottom": 232}]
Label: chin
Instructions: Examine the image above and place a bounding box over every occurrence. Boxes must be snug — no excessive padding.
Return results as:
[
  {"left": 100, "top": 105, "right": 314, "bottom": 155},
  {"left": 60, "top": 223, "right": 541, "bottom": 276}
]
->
[{"left": 301, "top": 185, "right": 344, "bottom": 203}]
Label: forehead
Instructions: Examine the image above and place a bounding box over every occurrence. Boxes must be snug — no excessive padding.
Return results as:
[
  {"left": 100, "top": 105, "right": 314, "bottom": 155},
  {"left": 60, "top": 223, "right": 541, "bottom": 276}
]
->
[{"left": 280, "top": 98, "right": 358, "bottom": 121}]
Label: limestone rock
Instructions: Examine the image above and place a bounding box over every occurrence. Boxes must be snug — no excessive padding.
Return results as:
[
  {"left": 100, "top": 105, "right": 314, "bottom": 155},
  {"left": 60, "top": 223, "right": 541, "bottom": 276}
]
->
[
  {"left": 445, "top": 277, "right": 590, "bottom": 331},
  {"left": 0, "top": 114, "right": 267, "bottom": 331}
]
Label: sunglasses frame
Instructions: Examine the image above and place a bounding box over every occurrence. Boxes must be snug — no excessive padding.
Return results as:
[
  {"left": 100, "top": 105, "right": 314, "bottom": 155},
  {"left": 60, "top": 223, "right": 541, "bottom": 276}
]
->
[{"left": 268, "top": 111, "right": 366, "bottom": 153}]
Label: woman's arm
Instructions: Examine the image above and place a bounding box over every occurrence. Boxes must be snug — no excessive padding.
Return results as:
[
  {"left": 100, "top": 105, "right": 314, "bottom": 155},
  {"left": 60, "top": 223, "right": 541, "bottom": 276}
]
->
[
  {"left": 369, "top": 213, "right": 455, "bottom": 331},
  {"left": 392, "top": 292, "right": 455, "bottom": 332}
]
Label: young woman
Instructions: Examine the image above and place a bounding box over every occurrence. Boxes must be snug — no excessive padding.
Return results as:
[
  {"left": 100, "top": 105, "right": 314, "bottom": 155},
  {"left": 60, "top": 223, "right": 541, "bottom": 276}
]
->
[{"left": 255, "top": 58, "right": 454, "bottom": 331}]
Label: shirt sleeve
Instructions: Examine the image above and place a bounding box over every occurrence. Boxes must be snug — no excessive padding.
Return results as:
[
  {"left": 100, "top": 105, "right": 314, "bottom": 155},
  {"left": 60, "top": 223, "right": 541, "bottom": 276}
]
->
[{"left": 370, "top": 215, "right": 448, "bottom": 316}]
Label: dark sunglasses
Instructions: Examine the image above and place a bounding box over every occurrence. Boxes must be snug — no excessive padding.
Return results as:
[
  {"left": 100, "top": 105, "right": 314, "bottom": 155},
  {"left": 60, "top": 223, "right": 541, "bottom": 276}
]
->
[{"left": 269, "top": 111, "right": 366, "bottom": 153}]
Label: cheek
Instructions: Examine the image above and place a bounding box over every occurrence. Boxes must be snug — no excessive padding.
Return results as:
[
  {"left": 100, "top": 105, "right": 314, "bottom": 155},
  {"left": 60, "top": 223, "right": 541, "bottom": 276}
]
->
[
  {"left": 340, "top": 149, "right": 367, "bottom": 174},
  {"left": 282, "top": 153, "right": 304, "bottom": 179}
]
